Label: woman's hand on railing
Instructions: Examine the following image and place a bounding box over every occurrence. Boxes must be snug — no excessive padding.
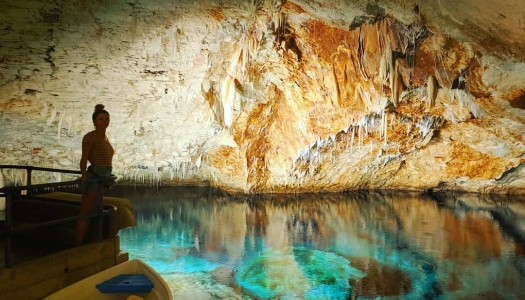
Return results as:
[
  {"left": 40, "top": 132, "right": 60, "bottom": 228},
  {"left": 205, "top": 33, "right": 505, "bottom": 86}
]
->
[{"left": 77, "top": 175, "right": 86, "bottom": 182}]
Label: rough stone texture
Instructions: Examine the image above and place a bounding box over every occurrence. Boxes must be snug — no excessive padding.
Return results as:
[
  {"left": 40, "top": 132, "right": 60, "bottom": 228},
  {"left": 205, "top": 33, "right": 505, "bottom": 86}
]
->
[{"left": 1, "top": 0, "right": 525, "bottom": 194}]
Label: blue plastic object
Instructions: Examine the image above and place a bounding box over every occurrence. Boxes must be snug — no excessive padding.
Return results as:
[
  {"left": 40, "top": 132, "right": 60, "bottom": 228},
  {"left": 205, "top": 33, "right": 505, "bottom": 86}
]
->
[{"left": 96, "top": 274, "right": 154, "bottom": 293}]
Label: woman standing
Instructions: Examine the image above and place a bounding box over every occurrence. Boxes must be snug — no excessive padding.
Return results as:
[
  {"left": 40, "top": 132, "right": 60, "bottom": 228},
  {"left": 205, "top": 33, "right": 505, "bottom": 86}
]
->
[{"left": 76, "top": 104, "right": 115, "bottom": 246}]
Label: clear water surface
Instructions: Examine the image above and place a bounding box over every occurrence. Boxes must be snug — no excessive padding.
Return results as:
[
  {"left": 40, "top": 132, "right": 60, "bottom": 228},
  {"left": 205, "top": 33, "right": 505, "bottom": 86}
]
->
[{"left": 109, "top": 186, "right": 525, "bottom": 300}]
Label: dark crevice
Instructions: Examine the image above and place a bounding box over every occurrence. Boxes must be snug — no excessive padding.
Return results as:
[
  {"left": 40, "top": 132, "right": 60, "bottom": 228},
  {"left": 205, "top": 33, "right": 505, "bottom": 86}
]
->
[
  {"left": 44, "top": 44, "right": 57, "bottom": 74},
  {"left": 276, "top": 20, "right": 302, "bottom": 61},
  {"left": 450, "top": 75, "right": 466, "bottom": 89},
  {"left": 144, "top": 70, "right": 166, "bottom": 75},
  {"left": 349, "top": 4, "right": 385, "bottom": 31},
  {"left": 39, "top": 6, "right": 61, "bottom": 24},
  {"left": 24, "top": 89, "right": 40, "bottom": 95},
  {"left": 509, "top": 92, "right": 525, "bottom": 109}
]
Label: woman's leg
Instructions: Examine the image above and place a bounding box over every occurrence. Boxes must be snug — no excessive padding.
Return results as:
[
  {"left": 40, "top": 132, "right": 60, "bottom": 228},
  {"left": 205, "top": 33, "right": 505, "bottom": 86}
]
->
[{"left": 75, "top": 190, "right": 98, "bottom": 246}]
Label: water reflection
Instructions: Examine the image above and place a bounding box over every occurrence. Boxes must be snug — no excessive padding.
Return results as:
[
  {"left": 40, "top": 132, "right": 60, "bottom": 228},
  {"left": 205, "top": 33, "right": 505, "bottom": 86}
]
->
[{"left": 109, "top": 187, "right": 525, "bottom": 299}]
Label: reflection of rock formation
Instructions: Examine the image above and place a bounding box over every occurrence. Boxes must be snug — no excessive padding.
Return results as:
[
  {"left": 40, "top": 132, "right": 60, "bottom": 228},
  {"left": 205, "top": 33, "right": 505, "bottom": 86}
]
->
[
  {"left": 202, "top": 202, "right": 247, "bottom": 264},
  {"left": 234, "top": 247, "right": 364, "bottom": 299},
  {"left": 262, "top": 209, "right": 311, "bottom": 297},
  {"left": 117, "top": 187, "right": 525, "bottom": 298},
  {"left": 349, "top": 257, "right": 412, "bottom": 298}
]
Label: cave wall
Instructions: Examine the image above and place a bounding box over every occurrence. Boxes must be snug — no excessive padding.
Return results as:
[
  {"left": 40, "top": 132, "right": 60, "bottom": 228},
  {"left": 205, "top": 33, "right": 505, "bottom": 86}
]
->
[{"left": 1, "top": 0, "right": 525, "bottom": 194}]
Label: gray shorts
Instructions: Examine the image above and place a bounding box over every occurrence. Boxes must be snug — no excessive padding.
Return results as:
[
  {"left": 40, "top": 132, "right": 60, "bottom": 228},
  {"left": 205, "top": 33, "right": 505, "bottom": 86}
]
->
[{"left": 83, "top": 165, "right": 116, "bottom": 193}]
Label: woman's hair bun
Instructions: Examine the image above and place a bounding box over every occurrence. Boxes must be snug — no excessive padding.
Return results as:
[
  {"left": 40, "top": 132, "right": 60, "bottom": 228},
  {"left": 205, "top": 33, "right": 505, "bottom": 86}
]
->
[{"left": 94, "top": 104, "right": 105, "bottom": 111}]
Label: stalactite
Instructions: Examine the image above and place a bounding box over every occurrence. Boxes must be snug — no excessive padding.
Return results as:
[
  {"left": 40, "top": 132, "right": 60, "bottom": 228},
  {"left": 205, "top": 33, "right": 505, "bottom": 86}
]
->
[
  {"left": 343, "top": 63, "right": 355, "bottom": 107},
  {"left": 379, "top": 45, "right": 392, "bottom": 85},
  {"left": 57, "top": 111, "right": 65, "bottom": 141},
  {"left": 331, "top": 56, "right": 342, "bottom": 107},
  {"left": 66, "top": 116, "right": 73, "bottom": 136},
  {"left": 267, "top": 0, "right": 285, "bottom": 32},
  {"left": 228, "top": 45, "right": 243, "bottom": 75},
  {"left": 195, "top": 154, "right": 202, "bottom": 169},
  {"left": 391, "top": 60, "right": 403, "bottom": 106},
  {"left": 355, "top": 84, "right": 364, "bottom": 111},
  {"left": 453, "top": 89, "right": 484, "bottom": 118},
  {"left": 381, "top": 111, "right": 388, "bottom": 143},
  {"left": 379, "top": 55, "right": 388, "bottom": 84},
  {"left": 47, "top": 105, "right": 56, "bottom": 126},
  {"left": 247, "top": 33, "right": 259, "bottom": 59},
  {"left": 350, "top": 126, "right": 355, "bottom": 150},
  {"left": 426, "top": 75, "right": 439, "bottom": 111},
  {"left": 379, "top": 112, "right": 383, "bottom": 139},
  {"left": 388, "top": 53, "right": 395, "bottom": 97},
  {"left": 416, "top": 115, "right": 444, "bottom": 139},
  {"left": 221, "top": 74, "right": 236, "bottom": 127},
  {"left": 453, "top": 89, "right": 464, "bottom": 115},
  {"left": 40, "top": 102, "right": 48, "bottom": 117},
  {"left": 241, "top": 36, "right": 249, "bottom": 76},
  {"left": 384, "top": 113, "right": 388, "bottom": 143},
  {"left": 358, "top": 124, "right": 363, "bottom": 147},
  {"left": 272, "top": 12, "right": 282, "bottom": 33},
  {"left": 356, "top": 28, "right": 369, "bottom": 81}
]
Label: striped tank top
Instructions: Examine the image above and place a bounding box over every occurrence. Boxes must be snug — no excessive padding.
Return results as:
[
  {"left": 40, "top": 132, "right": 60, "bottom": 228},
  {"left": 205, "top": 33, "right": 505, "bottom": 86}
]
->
[{"left": 83, "top": 131, "right": 114, "bottom": 166}]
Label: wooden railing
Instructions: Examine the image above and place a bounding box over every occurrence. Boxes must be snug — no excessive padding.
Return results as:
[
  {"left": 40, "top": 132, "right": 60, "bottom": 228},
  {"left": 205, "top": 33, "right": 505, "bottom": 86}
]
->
[{"left": 0, "top": 165, "right": 114, "bottom": 268}]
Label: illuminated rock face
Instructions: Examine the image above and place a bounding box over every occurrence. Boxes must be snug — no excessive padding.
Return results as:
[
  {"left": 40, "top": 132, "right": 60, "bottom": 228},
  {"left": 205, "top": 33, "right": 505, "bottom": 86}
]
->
[{"left": 0, "top": 0, "right": 524, "bottom": 194}]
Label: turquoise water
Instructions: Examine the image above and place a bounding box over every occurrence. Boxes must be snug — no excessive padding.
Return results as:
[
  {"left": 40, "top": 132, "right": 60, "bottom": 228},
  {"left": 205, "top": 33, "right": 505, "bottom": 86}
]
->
[{"left": 112, "top": 187, "right": 525, "bottom": 299}]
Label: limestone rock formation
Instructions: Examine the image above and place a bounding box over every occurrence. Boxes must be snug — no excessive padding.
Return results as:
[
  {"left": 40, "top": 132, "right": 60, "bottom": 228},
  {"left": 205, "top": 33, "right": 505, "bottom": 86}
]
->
[{"left": 0, "top": 0, "right": 524, "bottom": 194}]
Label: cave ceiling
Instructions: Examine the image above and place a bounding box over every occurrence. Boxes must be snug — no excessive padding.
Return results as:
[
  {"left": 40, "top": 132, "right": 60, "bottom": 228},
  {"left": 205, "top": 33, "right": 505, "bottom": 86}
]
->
[{"left": 0, "top": 0, "right": 525, "bottom": 194}]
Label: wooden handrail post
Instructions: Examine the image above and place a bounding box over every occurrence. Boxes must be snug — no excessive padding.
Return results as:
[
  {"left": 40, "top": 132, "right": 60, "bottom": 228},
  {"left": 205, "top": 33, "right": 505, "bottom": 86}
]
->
[
  {"left": 5, "top": 192, "right": 13, "bottom": 268},
  {"left": 26, "top": 166, "right": 32, "bottom": 197}
]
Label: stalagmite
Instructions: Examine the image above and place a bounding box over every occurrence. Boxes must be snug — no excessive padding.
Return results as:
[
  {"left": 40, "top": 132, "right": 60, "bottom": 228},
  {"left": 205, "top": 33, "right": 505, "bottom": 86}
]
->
[{"left": 426, "top": 75, "right": 439, "bottom": 111}]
